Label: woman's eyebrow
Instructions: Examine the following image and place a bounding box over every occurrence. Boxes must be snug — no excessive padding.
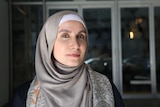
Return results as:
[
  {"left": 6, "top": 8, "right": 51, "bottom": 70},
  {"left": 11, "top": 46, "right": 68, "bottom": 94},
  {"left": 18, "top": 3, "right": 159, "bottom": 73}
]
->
[
  {"left": 59, "top": 29, "right": 71, "bottom": 33},
  {"left": 59, "top": 29, "right": 86, "bottom": 34},
  {"left": 79, "top": 30, "right": 86, "bottom": 34}
]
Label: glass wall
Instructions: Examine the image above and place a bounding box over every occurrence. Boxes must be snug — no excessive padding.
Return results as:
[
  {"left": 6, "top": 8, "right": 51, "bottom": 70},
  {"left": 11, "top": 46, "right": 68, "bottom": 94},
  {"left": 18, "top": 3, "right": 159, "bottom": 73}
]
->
[
  {"left": 83, "top": 8, "right": 112, "bottom": 80},
  {"left": 11, "top": 0, "right": 160, "bottom": 98},
  {"left": 121, "top": 8, "right": 151, "bottom": 93},
  {"left": 12, "top": 5, "right": 43, "bottom": 89}
]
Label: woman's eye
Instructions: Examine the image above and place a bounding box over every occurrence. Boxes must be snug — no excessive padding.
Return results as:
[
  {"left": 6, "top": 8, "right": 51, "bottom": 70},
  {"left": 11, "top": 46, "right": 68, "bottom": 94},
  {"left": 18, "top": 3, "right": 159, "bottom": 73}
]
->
[
  {"left": 77, "top": 34, "right": 85, "bottom": 40},
  {"left": 62, "top": 34, "right": 69, "bottom": 38}
]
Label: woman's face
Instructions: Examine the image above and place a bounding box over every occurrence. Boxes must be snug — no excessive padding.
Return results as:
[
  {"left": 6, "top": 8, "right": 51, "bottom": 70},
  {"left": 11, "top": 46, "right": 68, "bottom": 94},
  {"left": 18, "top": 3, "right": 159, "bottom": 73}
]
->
[{"left": 53, "top": 20, "right": 87, "bottom": 67}]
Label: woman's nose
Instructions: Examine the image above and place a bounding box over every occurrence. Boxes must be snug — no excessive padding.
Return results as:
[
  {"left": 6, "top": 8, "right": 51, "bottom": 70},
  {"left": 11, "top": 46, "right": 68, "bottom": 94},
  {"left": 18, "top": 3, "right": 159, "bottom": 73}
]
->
[{"left": 70, "top": 38, "right": 80, "bottom": 49}]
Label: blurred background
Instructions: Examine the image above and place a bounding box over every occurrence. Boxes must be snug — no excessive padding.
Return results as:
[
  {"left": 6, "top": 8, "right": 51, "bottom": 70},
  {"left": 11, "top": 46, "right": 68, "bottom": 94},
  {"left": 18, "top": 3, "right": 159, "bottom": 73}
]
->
[{"left": 1, "top": 0, "right": 160, "bottom": 107}]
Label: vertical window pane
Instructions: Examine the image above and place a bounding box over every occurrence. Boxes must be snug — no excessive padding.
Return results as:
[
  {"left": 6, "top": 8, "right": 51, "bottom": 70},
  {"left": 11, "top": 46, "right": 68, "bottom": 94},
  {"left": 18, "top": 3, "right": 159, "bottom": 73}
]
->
[
  {"left": 121, "top": 8, "right": 151, "bottom": 93},
  {"left": 83, "top": 8, "right": 112, "bottom": 80},
  {"left": 12, "top": 5, "right": 43, "bottom": 89},
  {"left": 155, "top": 7, "right": 160, "bottom": 93}
]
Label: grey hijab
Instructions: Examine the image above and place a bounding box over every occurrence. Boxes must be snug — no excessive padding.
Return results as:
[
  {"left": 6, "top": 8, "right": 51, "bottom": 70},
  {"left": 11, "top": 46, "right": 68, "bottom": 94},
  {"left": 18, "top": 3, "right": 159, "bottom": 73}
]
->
[{"left": 27, "top": 10, "right": 114, "bottom": 107}]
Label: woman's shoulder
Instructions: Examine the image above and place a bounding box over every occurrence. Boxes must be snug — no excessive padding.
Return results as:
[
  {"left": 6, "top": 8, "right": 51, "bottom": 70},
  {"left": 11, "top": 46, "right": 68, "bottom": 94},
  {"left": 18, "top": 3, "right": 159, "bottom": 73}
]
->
[
  {"left": 11, "top": 80, "right": 32, "bottom": 107},
  {"left": 87, "top": 65, "right": 124, "bottom": 107},
  {"left": 87, "top": 65, "right": 110, "bottom": 82}
]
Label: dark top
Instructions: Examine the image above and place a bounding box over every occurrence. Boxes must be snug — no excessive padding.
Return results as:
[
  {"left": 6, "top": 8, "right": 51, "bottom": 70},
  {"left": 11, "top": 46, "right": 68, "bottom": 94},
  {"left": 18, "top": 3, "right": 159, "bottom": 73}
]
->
[{"left": 11, "top": 79, "right": 124, "bottom": 107}]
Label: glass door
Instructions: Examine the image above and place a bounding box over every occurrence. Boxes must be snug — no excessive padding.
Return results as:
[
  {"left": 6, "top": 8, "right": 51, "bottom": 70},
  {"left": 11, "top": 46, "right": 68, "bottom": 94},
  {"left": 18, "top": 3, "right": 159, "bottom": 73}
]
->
[
  {"left": 83, "top": 8, "right": 112, "bottom": 80},
  {"left": 121, "top": 7, "right": 151, "bottom": 94},
  {"left": 119, "top": 1, "right": 159, "bottom": 97},
  {"left": 12, "top": 5, "right": 43, "bottom": 89}
]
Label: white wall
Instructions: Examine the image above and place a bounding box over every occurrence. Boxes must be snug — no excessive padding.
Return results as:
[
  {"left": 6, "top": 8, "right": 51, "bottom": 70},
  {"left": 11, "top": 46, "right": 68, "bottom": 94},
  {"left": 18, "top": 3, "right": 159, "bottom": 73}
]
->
[{"left": 0, "top": 0, "right": 9, "bottom": 106}]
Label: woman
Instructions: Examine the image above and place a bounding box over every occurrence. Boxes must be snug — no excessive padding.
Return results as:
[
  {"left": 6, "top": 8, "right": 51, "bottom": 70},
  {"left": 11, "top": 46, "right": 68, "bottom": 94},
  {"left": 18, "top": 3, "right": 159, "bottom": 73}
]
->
[{"left": 12, "top": 10, "right": 124, "bottom": 107}]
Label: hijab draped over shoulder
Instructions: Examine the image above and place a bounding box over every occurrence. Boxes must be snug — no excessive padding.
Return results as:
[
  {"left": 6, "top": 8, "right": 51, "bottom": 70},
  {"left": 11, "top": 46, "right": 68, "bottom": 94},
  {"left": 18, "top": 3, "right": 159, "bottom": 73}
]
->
[{"left": 27, "top": 10, "right": 114, "bottom": 107}]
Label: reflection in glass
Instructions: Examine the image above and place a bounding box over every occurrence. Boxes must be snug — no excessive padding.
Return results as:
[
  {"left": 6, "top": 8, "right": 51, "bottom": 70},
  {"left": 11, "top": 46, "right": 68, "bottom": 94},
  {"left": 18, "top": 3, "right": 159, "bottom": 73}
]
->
[
  {"left": 155, "top": 7, "right": 160, "bottom": 93},
  {"left": 12, "top": 5, "right": 43, "bottom": 89},
  {"left": 83, "top": 8, "right": 112, "bottom": 80},
  {"left": 121, "top": 8, "right": 151, "bottom": 93}
]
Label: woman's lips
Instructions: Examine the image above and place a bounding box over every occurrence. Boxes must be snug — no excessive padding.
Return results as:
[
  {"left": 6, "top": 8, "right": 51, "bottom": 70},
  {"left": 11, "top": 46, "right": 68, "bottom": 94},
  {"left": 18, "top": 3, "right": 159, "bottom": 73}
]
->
[{"left": 66, "top": 53, "right": 80, "bottom": 57}]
